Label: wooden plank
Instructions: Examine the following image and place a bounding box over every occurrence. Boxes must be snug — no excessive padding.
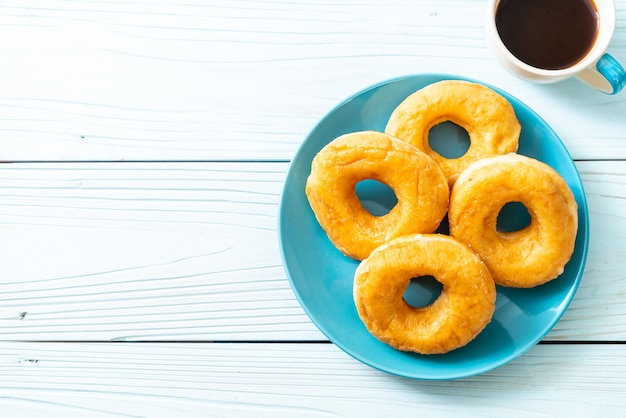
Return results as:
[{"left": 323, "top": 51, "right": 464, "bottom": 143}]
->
[
  {"left": 0, "top": 161, "right": 625, "bottom": 341},
  {"left": 1, "top": 0, "right": 626, "bottom": 161},
  {"left": 550, "top": 161, "right": 626, "bottom": 340},
  {"left": 0, "top": 342, "right": 624, "bottom": 416},
  {"left": 0, "top": 161, "right": 322, "bottom": 340}
]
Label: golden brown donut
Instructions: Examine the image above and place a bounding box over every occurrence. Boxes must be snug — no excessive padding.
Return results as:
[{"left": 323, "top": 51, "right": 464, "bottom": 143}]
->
[
  {"left": 385, "top": 80, "right": 521, "bottom": 186},
  {"left": 305, "top": 131, "right": 449, "bottom": 260},
  {"left": 353, "top": 234, "right": 496, "bottom": 355},
  {"left": 449, "top": 153, "right": 578, "bottom": 288}
]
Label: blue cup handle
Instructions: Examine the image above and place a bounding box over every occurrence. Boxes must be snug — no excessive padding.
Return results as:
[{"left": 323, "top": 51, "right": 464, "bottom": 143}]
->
[{"left": 577, "top": 53, "right": 626, "bottom": 95}]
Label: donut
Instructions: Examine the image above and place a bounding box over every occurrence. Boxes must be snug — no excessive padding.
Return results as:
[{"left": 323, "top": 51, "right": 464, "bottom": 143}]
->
[
  {"left": 448, "top": 153, "right": 578, "bottom": 288},
  {"left": 384, "top": 80, "right": 521, "bottom": 186},
  {"left": 305, "top": 131, "right": 449, "bottom": 260},
  {"left": 353, "top": 234, "right": 496, "bottom": 355}
]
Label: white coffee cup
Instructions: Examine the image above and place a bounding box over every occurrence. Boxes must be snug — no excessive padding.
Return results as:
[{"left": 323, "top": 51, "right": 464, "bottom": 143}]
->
[{"left": 486, "top": 0, "right": 626, "bottom": 94}]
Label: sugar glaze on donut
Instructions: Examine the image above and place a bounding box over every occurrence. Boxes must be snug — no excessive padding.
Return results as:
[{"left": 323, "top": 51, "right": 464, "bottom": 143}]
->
[
  {"left": 449, "top": 153, "right": 578, "bottom": 288},
  {"left": 353, "top": 234, "right": 496, "bottom": 355},
  {"left": 385, "top": 80, "right": 521, "bottom": 187},
  {"left": 305, "top": 131, "right": 449, "bottom": 260}
]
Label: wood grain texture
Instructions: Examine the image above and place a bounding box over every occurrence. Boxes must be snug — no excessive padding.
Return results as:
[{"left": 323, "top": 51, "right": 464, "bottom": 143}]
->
[
  {"left": 1, "top": 0, "right": 626, "bottom": 161},
  {"left": 1, "top": 161, "right": 624, "bottom": 342},
  {"left": 1, "top": 0, "right": 625, "bottom": 414},
  {"left": 0, "top": 342, "right": 625, "bottom": 417},
  {"left": 0, "top": 162, "right": 320, "bottom": 340}
]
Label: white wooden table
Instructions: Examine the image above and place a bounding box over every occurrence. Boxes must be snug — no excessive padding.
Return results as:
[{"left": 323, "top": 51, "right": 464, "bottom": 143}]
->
[{"left": 1, "top": 1, "right": 626, "bottom": 416}]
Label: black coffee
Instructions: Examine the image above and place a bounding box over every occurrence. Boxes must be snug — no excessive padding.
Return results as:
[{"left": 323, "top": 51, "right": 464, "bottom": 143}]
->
[{"left": 495, "top": 0, "right": 599, "bottom": 70}]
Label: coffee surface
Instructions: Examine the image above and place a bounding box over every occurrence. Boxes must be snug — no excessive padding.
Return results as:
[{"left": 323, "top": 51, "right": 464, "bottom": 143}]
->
[{"left": 495, "top": 0, "right": 598, "bottom": 70}]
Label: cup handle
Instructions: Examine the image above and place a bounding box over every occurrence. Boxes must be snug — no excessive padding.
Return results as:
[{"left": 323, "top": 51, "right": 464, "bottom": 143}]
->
[{"left": 576, "top": 53, "right": 626, "bottom": 95}]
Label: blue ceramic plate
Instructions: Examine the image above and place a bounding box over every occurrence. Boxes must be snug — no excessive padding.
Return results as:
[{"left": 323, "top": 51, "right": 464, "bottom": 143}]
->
[{"left": 278, "top": 74, "right": 589, "bottom": 380}]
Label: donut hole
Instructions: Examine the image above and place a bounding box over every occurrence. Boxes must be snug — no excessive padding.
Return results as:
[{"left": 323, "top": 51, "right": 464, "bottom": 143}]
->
[
  {"left": 403, "top": 275, "right": 443, "bottom": 308},
  {"left": 355, "top": 179, "right": 398, "bottom": 216},
  {"left": 497, "top": 201, "right": 532, "bottom": 232},
  {"left": 428, "top": 121, "right": 471, "bottom": 159}
]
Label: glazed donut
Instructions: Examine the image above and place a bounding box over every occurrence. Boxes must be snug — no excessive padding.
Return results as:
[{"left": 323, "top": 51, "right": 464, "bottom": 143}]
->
[
  {"left": 353, "top": 234, "right": 496, "bottom": 355},
  {"left": 449, "top": 153, "right": 578, "bottom": 288},
  {"left": 305, "top": 131, "right": 449, "bottom": 260},
  {"left": 385, "top": 80, "right": 521, "bottom": 186}
]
